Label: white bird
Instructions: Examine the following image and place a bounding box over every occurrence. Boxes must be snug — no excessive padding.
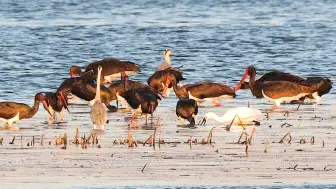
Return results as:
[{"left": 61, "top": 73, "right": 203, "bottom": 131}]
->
[
  {"left": 200, "top": 107, "right": 261, "bottom": 125},
  {"left": 90, "top": 65, "right": 107, "bottom": 130},
  {"left": 155, "top": 48, "right": 173, "bottom": 72}
]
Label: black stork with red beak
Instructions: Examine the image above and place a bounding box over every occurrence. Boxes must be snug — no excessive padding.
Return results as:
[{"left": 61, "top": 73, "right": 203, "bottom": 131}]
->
[
  {"left": 70, "top": 58, "right": 140, "bottom": 84},
  {"left": 235, "top": 66, "right": 322, "bottom": 109},
  {"left": 167, "top": 76, "right": 236, "bottom": 107},
  {"left": 0, "top": 93, "right": 52, "bottom": 129},
  {"left": 237, "top": 67, "right": 332, "bottom": 99},
  {"left": 120, "top": 87, "right": 161, "bottom": 126},
  {"left": 147, "top": 67, "right": 185, "bottom": 98}
]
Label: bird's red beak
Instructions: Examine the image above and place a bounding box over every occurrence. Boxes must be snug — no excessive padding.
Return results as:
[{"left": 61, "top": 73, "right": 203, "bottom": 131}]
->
[
  {"left": 234, "top": 69, "right": 249, "bottom": 91},
  {"left": 162, "top": 76, "right": 172, "bottom": 95},
  {"left": 58, "top": 92, "right": 70, "bottom": 113}
]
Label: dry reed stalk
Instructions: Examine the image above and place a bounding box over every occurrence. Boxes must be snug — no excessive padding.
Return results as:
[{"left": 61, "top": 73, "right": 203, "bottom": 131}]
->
[
  {"left": 279, "top": 132, "right": 292, "bottom": 144},
  {"left": 264, "top": 140, "right": 269, "bottom": 153},
  {"left": 189, "top": 136, "right": 192, "bottom": 149},
  {"left": 310, "top": 136, "right": 314, "bottom": 144},
  {"left": 207, "top": 127, "right": 215, "bottom": 144}
]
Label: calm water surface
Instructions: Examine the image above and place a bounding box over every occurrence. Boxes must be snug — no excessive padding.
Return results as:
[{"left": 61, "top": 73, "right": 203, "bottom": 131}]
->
[{"left": 0, "top": 0, "right": 335, "bottom": 104}]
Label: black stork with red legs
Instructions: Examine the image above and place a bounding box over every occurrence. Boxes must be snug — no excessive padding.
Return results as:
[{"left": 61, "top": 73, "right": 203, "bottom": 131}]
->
[
  {"left": 234, "top": 66, "right": 322, "bottom": 109},
  {"left": 120, "top": 87, "right": 161, "bottom": 126},
  {"left": 0, "top": 93, "right": 51, "bottom": 129},
  {"left": 147, "top": 67, "right": 185, "bottom": 97},
  {"left": 70, "top": 58, "right": 140, "bottom": 84}
]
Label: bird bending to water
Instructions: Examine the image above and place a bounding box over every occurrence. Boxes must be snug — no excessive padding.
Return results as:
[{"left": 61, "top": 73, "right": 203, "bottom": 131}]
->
[
  {"left": 0, "top": 93, "right": 52, "bottom": 129},
  {"left": 176, "top": 99, "right": 198, "bottom": 125},
  {"left": 234, "top": 66, "right": 321, "bottom": 109},
  {"left": 43, "top": 91, "right": 69, "bottom": 124},
  {"left": 70, "top": 58, "right": 140, "bottom": 84},
  {"left": 156, "top": 48, "right": 173, "bottom": 72},
  {"left": 199, "top": 107, "right": 261, "bottom": 125},
  {"left": 90, "top": 66, "right": 108, "bottom": 130},
  {"left": 235, "top": 66, "right": 332, "bottom": 103}
]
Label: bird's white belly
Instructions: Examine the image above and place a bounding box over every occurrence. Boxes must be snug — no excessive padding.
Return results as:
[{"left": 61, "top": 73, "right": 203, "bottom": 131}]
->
[
  {"left": 262, "top": 90, "right": 309, "bottom": 106},
  {"left": 189, "top": 92, "right": 232, "bottom": 103},
  {"left": 1, "top": 112, "right": 20, "bottom": 126},
  {"left": 104, "top": 71, "right": 137, "bottom": 82}
]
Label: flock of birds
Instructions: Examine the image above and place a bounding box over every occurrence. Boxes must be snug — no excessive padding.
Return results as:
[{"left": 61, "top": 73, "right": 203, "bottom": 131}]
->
[{"left": 0, "top": 48, "right": 333, "bottom": 130}]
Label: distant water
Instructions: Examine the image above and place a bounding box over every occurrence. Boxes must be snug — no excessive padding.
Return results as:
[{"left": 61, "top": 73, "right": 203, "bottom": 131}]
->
[{"left": 0, "top": 0, "right": 334, "bottom": 104}]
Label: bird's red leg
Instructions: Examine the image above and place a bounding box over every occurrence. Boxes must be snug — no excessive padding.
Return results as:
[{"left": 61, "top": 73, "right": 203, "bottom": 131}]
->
[{"left": 211, "top": 100, "right": 222, "bottom": 107}]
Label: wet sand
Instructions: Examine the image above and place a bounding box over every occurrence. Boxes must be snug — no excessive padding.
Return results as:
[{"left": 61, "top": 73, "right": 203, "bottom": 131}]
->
[{"left": 0, "top": 96, "right": 336, "bottom": 188}]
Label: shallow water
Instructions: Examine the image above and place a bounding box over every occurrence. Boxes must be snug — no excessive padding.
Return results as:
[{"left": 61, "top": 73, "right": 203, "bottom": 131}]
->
[{"left": 0, "top": 0, "right": 335, "bottom": 188}]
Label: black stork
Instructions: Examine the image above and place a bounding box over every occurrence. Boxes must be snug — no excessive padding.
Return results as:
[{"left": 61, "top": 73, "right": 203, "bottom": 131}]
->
[
  {"left": 176, "top": 99, "right": 198, "bottom": 125},
  {"left": 108, "top": 80, "right": 149, "bottom": 109},
  {"left": 236, "top": 66, "right": 332, "bottom": 101},
  {"left": 70, "top": 58, "right": 141, "bottom": 84},
  {"left": 167, "top": 76, "right": 236, "bottom": 107},
  {"left": 234, "top": 66, "right": 321, "bottom": 109},
  {"left": 0, "top": 93, "right": 51, "bottom": 129},
  {"left": 147, "top": 67, "right": 185, "bottom": 97},
  {"left": 120, "top": 88, "right": 161, "bottom": 126}
]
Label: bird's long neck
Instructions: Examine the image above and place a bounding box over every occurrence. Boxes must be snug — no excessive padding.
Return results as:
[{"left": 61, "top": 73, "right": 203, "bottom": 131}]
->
[
  {"left": 95, "top": 70, "right": 102, "bottom": 102},
  {"left": 164, "top": 54, "right": 171, "bottom": 65},
  {"left": 172, "top": 83, "right": 186, "bottom": 99},
  {"left": 28, "top": 98, "right": 40, "bottom": 118},
  {"left": 249, "top": 72, "right": 258, "bottom": 93}
]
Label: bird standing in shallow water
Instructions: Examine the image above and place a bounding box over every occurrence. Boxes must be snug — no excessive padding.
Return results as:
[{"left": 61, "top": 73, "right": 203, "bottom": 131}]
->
[
  {"left": 90, "top": 66, "right": 108, "bottom": 130},
  {"left": 121, "top": 88, "right": 161, "bottom": 126},
  {"left": 0, "top": 93, "right": 52, "bottom": 129},
  {"left": 156, "top": 48, "right": 173, "bottom": 72},
  {"left": 176, "top": 99, "right": 198, "bottom": 125},
  {"left": 234, "top": 66, "right": 321, "bottom": 109}
]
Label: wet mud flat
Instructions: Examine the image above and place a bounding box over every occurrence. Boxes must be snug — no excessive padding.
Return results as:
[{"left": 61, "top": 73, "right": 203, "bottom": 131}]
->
[{"left": 0, "top": 98, "right": 336, "bottom": 188}]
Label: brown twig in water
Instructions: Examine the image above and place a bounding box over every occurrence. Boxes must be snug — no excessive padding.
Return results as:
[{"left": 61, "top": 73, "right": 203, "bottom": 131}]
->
[
  {"left": 264, "top": 140, "right": 269, "bottom": 153},
  {"left": 279, "top": 132, "right": 292, "bottom": 144},
  {"left": 310, "top": 136, "right": 315, "bottom": 144},
  {"left": 322, "top": 136, "right": 325, "bottom": 147},
  {"left": 207, "top": 127, "right": 215, "bottom": 144},
  {"left": 281, "top": 123, "right": 293, "bottom": 128},
  {"left": 297, "top": 105, "right": 300, "bottom": 110},
  {"left": 248, "top": 101, "right": 250, "bottom": 108},
  {"left": 189, "top": 136, "right": 192, "bottom": 149},
  {"left": 141, "top": 163, "right": 148, "bottom": 173},
  {"left": 283, "top": 111, "right": 289, "bottom": 117},
  {"left": 266, "top": 110, "right": 270, "bottom": 120},
  {"left": 9, "top": 136, "right": 15, "bottom": 144},
  {"left": 143, "top": 134, "right": 153, "bottom": 146},
  {"left": 32, "top": 136, "right": 35, "bottom": 146},
  {"left": 0, "top": 137, "right": 3, "bottom": 145},
  {"left": 41, "top": 134, "right": 44, "bottom": 146},
  {"left": 153, "top": 127, "right": 157, "bottom": 150}
]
